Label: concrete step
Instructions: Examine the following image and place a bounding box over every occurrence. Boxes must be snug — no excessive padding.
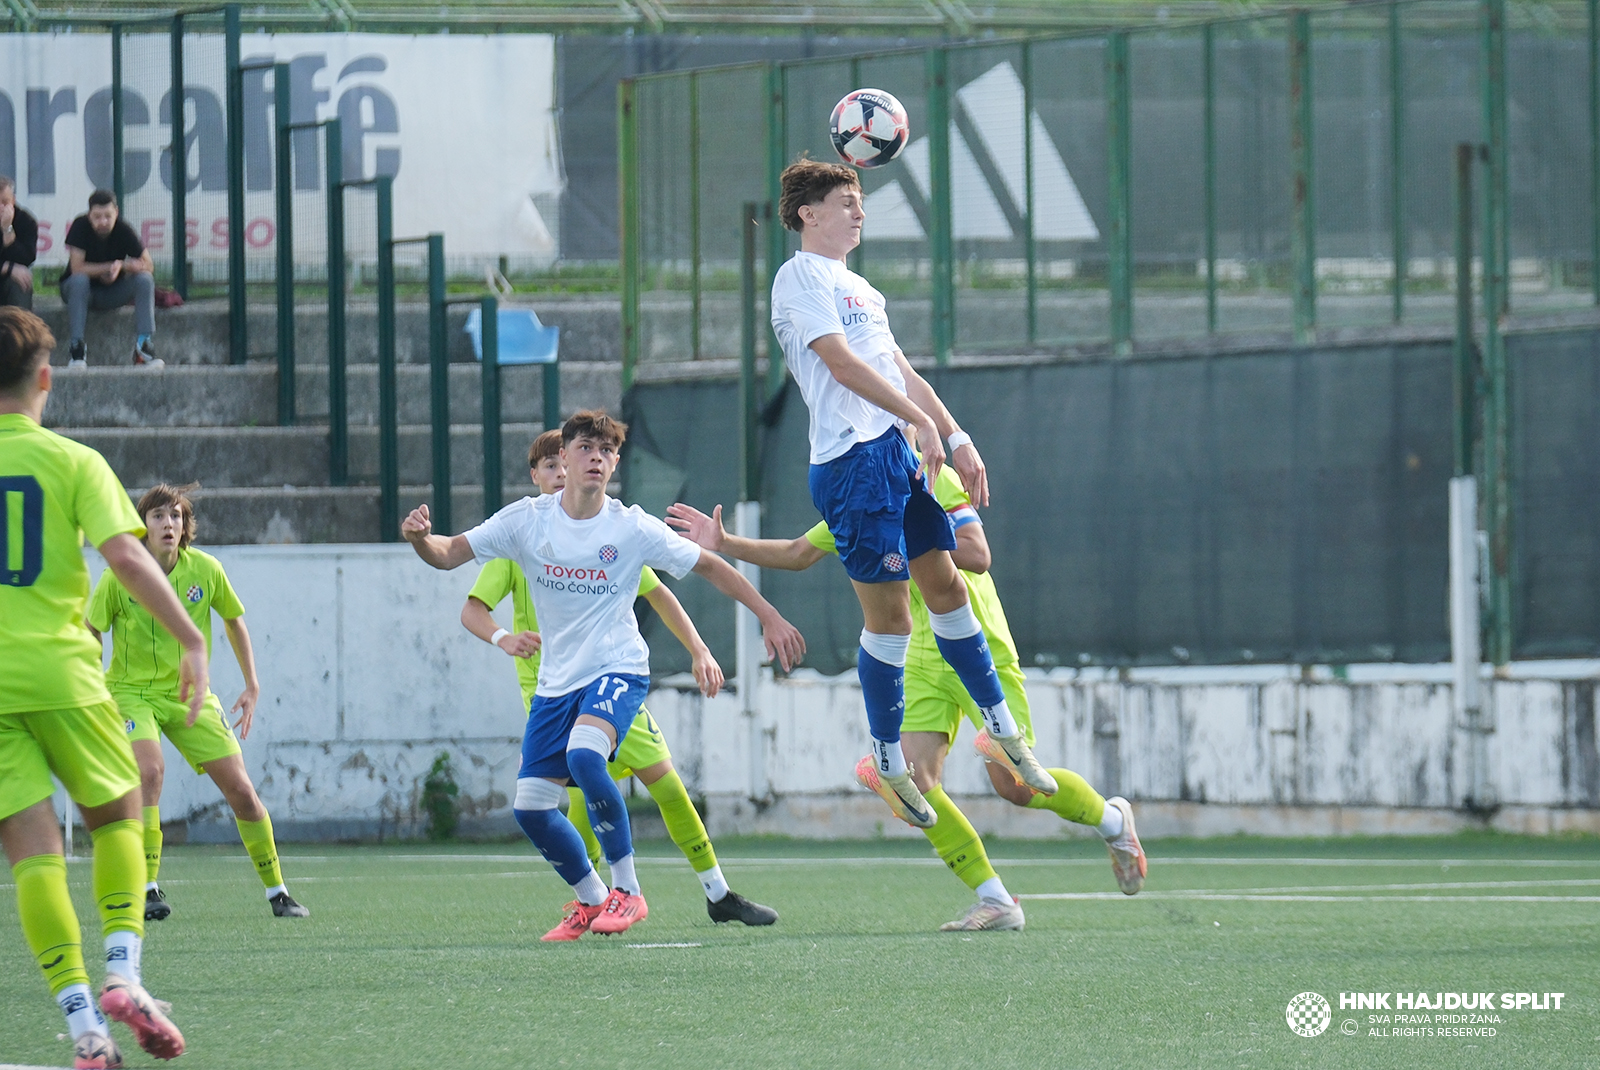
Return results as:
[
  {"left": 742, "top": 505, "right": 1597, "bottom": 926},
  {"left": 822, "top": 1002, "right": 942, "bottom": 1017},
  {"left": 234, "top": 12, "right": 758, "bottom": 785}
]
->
[
  {"left": 161, "top": 484, "right": 518, "bottom": 544},
  {"left": 63, "top": 422, "right": 547, "bottom": 490},
  {"left": 33, "top": 295, "right": 624, "bottom": 368},
  {"left": 41, "top": 362, "right": 622, "bottom": 429}
]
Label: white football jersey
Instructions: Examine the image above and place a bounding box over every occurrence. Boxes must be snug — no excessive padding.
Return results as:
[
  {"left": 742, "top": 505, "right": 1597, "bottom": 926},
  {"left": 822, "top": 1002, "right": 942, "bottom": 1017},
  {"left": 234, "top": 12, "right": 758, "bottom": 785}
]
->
[
  {"left": 464, "top": 492, "right": 702, "bottom": 696},
  {"left": 770, "top": 251, "right": 906, "bottom": 464}
]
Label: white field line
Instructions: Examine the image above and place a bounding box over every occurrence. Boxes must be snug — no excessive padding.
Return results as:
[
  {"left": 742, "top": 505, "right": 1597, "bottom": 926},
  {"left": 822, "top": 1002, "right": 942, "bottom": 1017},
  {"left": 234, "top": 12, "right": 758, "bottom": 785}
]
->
[
  {"left": 267, "top": 855, "right": 1600, "bottom": 869},
  {"left": 1021, "top": 892, "right": 1600, "bottom": 903},
  {"left": 626, "top": 942, "right": 702, "bottom": 948},
  {"left": 1170, "top": 878, "right": 1600, "bottom": 894},
  {"left": 0, "top": 1064, "right": 71, "bottom": 1070}
]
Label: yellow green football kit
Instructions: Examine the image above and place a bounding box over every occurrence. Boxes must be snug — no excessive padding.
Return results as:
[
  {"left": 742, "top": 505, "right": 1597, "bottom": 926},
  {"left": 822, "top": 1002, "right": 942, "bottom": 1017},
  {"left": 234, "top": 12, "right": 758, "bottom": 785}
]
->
[
  {"left": 806, "top": 465, "right": 1108, "bottom": 895},
  {"left": 88, "top": 547, "right": 244, "bottom": 774},
  {"left": 469, "top": 557, "right": 718, "bottom": 874},
  {"left": 0, "top": 412, "right": 148, "bottom": 1005}
]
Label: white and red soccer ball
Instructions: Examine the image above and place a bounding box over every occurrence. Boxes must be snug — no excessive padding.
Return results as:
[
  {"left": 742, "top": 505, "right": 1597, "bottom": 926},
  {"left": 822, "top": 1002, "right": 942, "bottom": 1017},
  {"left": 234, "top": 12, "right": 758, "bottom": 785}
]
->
[{"left": 829, "top": 88, "right": 909, "bottom": 169}]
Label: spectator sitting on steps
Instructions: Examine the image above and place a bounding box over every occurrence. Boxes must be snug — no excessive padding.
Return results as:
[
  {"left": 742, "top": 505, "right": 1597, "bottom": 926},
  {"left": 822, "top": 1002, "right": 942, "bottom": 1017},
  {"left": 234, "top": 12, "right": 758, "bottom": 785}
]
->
[
  {"left": 61, "top": 189, "right": 161, "bottom": 369},
  {"left": 0, "top": 175, "right": 38, "bottom": 311}
]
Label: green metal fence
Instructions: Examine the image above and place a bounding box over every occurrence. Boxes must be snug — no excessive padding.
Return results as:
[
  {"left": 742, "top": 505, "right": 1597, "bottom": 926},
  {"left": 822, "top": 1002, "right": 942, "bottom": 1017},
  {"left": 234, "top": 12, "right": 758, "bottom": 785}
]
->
[{"left": 620, "top": 0, "right": 1599, "bottom": 384}]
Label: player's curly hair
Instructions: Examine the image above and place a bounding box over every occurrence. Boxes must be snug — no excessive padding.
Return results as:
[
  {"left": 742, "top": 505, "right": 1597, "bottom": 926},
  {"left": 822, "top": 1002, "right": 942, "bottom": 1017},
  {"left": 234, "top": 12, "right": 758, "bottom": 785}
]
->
[
  {"left": 561, "top": 410, "right": 627, "bottom": 449},
  {"left": 528, "top": 428, "right": 563, "bottom": 468},
  {"left": 0, "top": 307, "right": 56, "bottom": 393},
  {"left": 779, "top": 155, "right": 860, "bottom": 232},
  {"left": 136, "top": 482, "right": 200, "bottom": 549}
]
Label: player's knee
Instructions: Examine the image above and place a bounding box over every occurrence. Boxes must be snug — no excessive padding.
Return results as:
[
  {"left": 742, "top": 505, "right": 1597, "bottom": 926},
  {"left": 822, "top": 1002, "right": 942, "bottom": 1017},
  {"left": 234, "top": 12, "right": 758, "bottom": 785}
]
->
[
  {"left": 566, "top": 724, "right": 613, "bottom": 764},
  {"left": 513, "top": 776, "right": 567, "bottom": 812}
]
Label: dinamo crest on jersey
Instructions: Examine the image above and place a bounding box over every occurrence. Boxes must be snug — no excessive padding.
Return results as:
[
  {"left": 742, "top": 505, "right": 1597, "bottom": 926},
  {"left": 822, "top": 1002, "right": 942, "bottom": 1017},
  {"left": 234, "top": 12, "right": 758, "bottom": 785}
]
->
[{"left": 186, "top": 585, "right": 203, "bottom": 603}]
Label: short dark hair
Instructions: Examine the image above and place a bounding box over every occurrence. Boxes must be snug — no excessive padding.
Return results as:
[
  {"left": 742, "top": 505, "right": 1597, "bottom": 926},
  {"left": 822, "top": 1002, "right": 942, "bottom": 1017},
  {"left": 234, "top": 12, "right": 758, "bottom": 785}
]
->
[
  {"left": 88, "top": 188, "right": 117, "bottom": 210},
  {"left": 561, "top": 410, "right": 627, "bottom": 450},
  {"left": 136, "top": 483, "right": 200, "bottom": 549},
  {"left": 0, "top": 307, "right": 56, "bottom": 393},
  {"left": 779, "top": 155, "right": 861, "bottom": 232},
  {"left": 528, "top": 429, "right": 563, "bottom": 468},
  {"left": 0, "top": 175, "right": 14, "bottom": 195}
]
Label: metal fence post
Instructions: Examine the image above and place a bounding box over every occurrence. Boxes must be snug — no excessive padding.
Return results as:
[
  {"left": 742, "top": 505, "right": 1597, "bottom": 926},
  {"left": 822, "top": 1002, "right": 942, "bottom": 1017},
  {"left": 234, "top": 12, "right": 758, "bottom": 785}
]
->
[
  {"left": 1390, "top": 3, "right": 1406, "bottom": 324},
  {"left": 1203, "top": 22, "right": 1218, "bottom": 334},
  {"left": 111, "top": 24, "right": 124, "bottom": 206},
  {"left": 326, "top": 122, "right": 346, "bottom": 486},
  {"left": 1106, "top": 32, "right": 1133, "bottom": 356},
  {"left": 1289, "top": 11, "right": 1316, "bottom": 346},
  {"left": 1454, "top": 145, "right": 1477, "bottom": 482},
  {"left": 274, "top": 63, "right": 294, "bottom": 426},
  {"left": 926, "top": 48, "right": 954, "bottom": 365},
  {"left": 618, "top": 78, "right": 639, "bottom": 392},
  {"left": 765, "top": 64, "right": 787, "bottom": 402},
  {"left": 1022, "top": 41, "right": 1038, "bottom": 346},
  {"left": 376, "top": 176, "right": 398, "bottom": 542},
  {"left": 543, "top": 361, "right": 560, "bottom": 433},
  {"left": 740, "top": 202, "right": 759, "bottom": 503},
  {"left": 1482, "top": 0, "right": 1511, "bottom": 665},
  {"left": 689, "top": 72, "right": 701, "bottom": 362},
  {"left": 225, "top": 4, "right": 246, "bottom": 364},
  {"left": 170, "top": 14, "right": 187, "bottom": 299},
  {"left": 481, "top": 296, "right": 502, "bottom": 516},
  {"left": 427, "top": 233, "right": 450, "bottom": 534}
]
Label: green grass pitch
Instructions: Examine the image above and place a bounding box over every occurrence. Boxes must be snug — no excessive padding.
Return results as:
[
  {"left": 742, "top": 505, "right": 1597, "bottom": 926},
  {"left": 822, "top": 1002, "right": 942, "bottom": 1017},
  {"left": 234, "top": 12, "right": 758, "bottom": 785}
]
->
[{"left": 2, "top": 834, "right": 1597, "bottom": 1070}]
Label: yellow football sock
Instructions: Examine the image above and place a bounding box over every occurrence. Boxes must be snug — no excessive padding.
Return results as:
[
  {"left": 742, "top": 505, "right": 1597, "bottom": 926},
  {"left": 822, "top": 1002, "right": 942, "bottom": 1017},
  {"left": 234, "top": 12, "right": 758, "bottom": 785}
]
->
[
  {"left": 143, "top": 805, "right": 162, "bottom": 885},
  {"left": 235, "top": 814, "right": 284, "bottom": 889},
  {"left": 1026, "top": 767, "right": 1107, "bottom": 827},
  {"left": 90, "top": 819, "right": 145, "bottom": 938},
  {"left": 646, "top": 770, "right": 717, "bottom": 873},
  {"left": 566, "top": 786, "right": 604, "bottom": 866},
  {"left": 923, "top": 786, "right": 997, "bottom": 891},
  {"left": 12, "top": 854, "right": 88, "bottom": 995}
]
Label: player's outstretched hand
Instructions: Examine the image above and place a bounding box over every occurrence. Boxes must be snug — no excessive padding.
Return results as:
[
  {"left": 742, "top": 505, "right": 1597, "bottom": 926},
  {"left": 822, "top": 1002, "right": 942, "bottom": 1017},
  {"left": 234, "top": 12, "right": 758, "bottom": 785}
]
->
[
  {"left": 178, "top": 644, "right": 209, "bottom": 727},
  {"left": 759, "top": 613, "right": 806, "bottom": 673},
  {"left": 498, "top": 630, "right": 542, "bottom": 658},
  {"left": 691, "top": 645, "right": 725, "bottom": 698},
  {"left": 400, "top": 503, "right": 432, "bottom": 543},
  {"left": 951, "top": 441, "right": 989, "bottom": 508},
  {"left": 666, "top": 502, "right": 725, "bottom": 551},
  {"left": 230, "top": 683, "right": 260, "bottom": 739},
  {"left": 914, "top": 420, "right": 946, "bottom": 490}
]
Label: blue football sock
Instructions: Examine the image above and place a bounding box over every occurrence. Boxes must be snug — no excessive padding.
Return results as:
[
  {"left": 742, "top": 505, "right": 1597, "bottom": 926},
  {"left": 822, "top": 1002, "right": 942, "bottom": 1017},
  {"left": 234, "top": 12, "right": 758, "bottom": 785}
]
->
[
  {"left": 136, "top": 334, "right": 151, "bottom": 347},
  {"left": 567, "top": 747, "right": 633, "bottom": 864},
  {"left": 934, "top": 632, "right": 1006, "bottom": 708},
  {"left": 512, "top": 807, "right": 594, "bottom": 887},
  {"left": 857, "top": 646, "right": 907, "bottom": 743}
]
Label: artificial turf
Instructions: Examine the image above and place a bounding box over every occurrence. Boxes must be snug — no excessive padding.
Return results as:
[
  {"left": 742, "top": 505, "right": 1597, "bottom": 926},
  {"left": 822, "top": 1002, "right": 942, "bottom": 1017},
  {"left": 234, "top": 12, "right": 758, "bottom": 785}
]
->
[{"left": 1, "top": 833, "right": 1596, "bottom": 1070}]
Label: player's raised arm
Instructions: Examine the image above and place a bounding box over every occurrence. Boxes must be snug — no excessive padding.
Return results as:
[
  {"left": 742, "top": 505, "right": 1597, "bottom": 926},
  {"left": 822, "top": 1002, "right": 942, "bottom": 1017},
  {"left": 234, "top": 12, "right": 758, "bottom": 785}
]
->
[
  {"left": 98, "top": 532, "right": 209, "bottom": 723},
  {"left": 401, "top": 503, "right": 475, "bottom": 569},
  {"left": 689, "top": 549, "right": 806, "bottom": 671},
  {"left": 641, "top": 583, "right": 724, "bottom": 698},
  {"left": 809, "top": 333, "right": 944, "bottom": 485},
  {"left": 666, "top": 502, "right": 829, "bottom": 572},
  {"left": 893, "top": 351, "right": 986, "bottom": 507}
]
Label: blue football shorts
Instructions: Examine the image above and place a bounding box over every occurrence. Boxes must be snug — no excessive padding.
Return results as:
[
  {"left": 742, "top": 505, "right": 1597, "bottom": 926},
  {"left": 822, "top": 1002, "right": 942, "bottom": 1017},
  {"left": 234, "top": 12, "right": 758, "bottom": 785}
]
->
[
  {"left": 808, "top": 426, "right": 956, "bottom": 584},
  {"left": 520, "top": 673, "right": 651, "bottom": 781}
]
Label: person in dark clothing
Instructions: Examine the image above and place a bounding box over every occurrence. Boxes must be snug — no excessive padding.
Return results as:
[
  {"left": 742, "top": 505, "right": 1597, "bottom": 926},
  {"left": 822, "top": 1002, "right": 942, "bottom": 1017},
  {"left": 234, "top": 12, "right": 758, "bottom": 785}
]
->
[
  {"left": 0, "top": 176, "right": 38, "bottom": 311},
  {"left": 61, "top": 189, "right": 161, "bottom": 368}
]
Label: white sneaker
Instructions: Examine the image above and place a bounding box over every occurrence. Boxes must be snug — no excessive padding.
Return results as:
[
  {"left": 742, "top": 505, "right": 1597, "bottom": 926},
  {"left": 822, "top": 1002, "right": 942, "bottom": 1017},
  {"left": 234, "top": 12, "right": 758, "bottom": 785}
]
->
[
  {"left": 854, "top": 755, "right": 937, "bottom": 829},
  {"left": 939, "top": 897, "right": 1025, "bottom": 932},
  {"left": 1104, "top": 796, "right": 1147, "bottom": 895},
  {"left": 974, "top": 729, "right": 1058, "bottom": 795}
]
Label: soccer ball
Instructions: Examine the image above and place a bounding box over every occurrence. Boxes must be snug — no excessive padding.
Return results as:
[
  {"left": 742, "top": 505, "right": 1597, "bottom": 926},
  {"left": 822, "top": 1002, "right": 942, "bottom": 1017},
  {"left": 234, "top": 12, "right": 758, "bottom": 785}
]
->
[{"left": 829, "top": 89, "right": 909, "bottom": 169}]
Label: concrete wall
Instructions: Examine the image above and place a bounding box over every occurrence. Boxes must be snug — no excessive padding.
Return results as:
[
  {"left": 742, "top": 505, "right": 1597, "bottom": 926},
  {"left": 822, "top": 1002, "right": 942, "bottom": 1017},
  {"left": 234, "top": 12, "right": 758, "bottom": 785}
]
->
[{"left": 82, "top": 546, "right": 1600, "bottom": 843}]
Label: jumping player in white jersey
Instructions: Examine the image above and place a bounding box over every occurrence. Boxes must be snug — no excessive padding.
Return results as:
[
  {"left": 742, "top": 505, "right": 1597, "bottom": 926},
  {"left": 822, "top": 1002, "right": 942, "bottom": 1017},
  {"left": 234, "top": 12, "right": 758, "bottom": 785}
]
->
[
  {"left": 768, "top": 157, "right": 1056, "bottom": 828},
  {"left": 402, "top": 410, "right": 804, "bottom": 941}
]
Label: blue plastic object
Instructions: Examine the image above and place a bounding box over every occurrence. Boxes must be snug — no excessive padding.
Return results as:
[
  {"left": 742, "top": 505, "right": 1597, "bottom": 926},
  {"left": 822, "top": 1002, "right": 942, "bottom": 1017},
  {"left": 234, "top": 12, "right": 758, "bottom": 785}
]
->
[{"left": 465, "top": 307, "right": 560, "bottom": 365}]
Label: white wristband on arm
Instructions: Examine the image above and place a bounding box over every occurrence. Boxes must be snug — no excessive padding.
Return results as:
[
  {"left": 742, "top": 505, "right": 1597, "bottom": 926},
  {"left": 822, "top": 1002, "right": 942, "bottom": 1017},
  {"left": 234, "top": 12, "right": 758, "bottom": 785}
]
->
[
  {"left": 489, "top": 628, "right": 510, "bottom": 647},
  {"left": 947, "top": 430, "right": 973, "bottom": 452}
]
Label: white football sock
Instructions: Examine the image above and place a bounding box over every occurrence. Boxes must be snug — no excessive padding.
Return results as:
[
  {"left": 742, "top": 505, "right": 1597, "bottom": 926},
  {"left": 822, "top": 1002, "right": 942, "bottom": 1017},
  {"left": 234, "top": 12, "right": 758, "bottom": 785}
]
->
[
  {"left": 872, "top": 737, "right": 908, "bottom": 778},
  {"left": 978, "top": 699, "right": 1021, "bottom": 739},
  {"left": 1097, "top": 802, "right": 1125, "bottom": 840},
  {"left": 145, "top": 881, "right": 159, "bottom": 893},
  {"left": 608, "top": 853, "right": 640, "bottom": 895},
  {"left": 264, "top": 883, "right": 288, "bottom": 899},
  {"left": 699, "top": 864, "right": 730, "bottom": 903},
  {"left": 975, "top": 876, "right": 1012, "bottom": 904},
  {"left": 104, "top": 931, "right": 141, "bottom": 985},
  {"left": 573, "top": 868, "right": 609, "bottom": 906},
  {"left": 57, "top": 983, "right": 106, "bottom": 1040}
]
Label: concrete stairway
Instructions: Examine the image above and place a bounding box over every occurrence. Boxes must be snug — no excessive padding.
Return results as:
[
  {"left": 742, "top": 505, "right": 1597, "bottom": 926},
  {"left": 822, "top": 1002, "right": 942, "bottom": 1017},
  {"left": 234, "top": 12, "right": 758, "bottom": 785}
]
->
[{"left": 39, "top": 298, "right": 624, "bottom": 543}]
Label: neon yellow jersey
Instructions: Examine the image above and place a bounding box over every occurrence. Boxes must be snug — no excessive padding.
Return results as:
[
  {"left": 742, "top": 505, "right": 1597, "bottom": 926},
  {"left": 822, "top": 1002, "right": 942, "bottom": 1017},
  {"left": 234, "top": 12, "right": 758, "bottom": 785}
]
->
[
  {"left": 468, "top": 558, "right": 661, "bottom": 707},
  {"left": 87, "top": 546, "right": 243, "bottom": 697},
  {"left": 0, "top": 412, "right": 144, "bottom": 714},
  {"left": 804, "top": 465, "right": 1019, "bottom": 669}
]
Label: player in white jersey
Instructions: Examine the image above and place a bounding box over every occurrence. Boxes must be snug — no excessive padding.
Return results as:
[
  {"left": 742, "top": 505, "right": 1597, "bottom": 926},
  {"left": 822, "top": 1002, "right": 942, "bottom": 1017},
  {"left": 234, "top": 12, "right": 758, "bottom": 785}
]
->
[
  {"left": 402, "top": 410, "right": 804, "bottom": 941},
  {"left": 768, "top": 157, "right": 1056, "bottom": 828}
]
